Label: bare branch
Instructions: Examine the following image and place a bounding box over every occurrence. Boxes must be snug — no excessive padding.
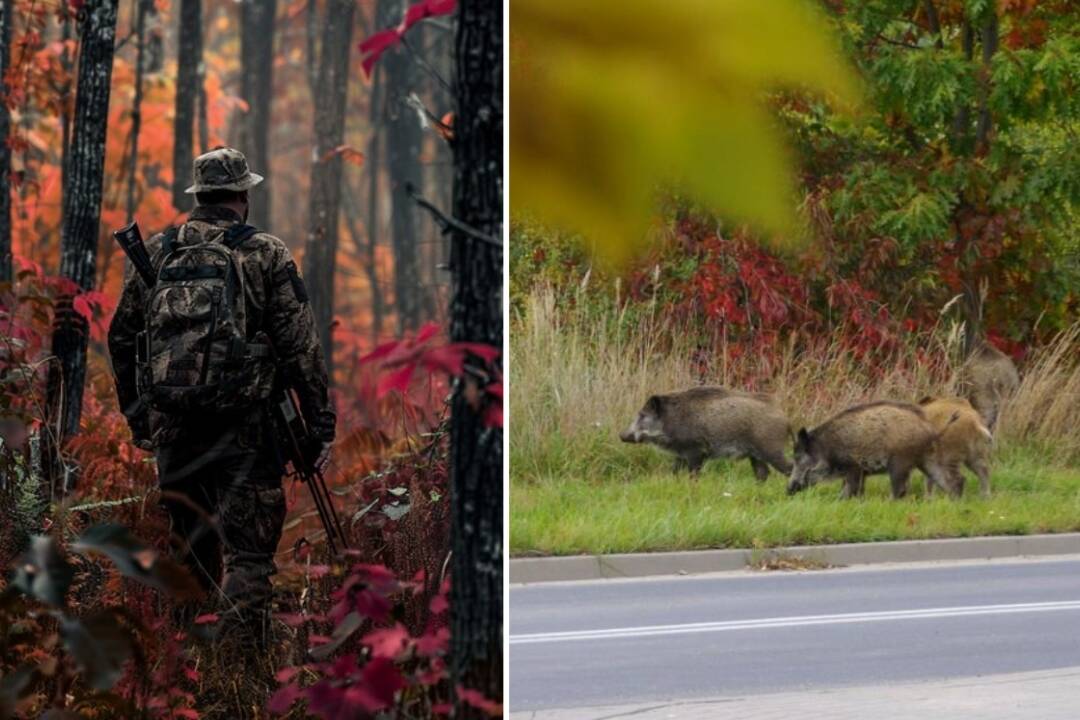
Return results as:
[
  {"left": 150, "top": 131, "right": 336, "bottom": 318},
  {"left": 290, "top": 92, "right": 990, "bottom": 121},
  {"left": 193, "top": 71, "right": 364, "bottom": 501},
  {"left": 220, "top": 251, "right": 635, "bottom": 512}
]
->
[{"left": 404, "top": 183, "right": 501, "bottom": 247}]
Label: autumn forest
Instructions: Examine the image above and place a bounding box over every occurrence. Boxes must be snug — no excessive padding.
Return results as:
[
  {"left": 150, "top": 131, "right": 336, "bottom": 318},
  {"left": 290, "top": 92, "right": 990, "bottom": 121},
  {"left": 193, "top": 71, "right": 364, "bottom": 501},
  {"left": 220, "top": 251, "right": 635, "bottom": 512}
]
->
[{"left": 0, "top": 0, "right": 503, "bottom": 718}]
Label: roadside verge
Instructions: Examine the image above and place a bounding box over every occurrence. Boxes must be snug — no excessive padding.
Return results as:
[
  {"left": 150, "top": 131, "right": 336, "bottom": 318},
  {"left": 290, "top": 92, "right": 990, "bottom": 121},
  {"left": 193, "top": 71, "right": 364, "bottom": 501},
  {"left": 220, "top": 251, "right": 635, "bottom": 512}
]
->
[{"left": 509, "top": 532, "right": 1080, "bottom": 584}]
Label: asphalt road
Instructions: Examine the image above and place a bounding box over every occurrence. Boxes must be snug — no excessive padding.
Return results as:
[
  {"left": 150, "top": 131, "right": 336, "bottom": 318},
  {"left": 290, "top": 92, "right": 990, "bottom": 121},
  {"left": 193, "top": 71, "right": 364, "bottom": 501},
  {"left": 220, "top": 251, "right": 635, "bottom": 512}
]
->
[{"left": 509, "top": 557, "right": 1080, "bottom": 713}]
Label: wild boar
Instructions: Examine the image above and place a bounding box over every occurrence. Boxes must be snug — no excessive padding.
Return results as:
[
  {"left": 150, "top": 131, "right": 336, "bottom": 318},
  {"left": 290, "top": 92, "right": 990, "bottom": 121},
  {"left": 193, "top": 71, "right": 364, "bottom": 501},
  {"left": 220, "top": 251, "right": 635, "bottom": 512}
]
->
[
  {"left": 619, "top": 386, "right": 793, "bottom": 479},
  {"left": 919, "top": 396, "right": 993, "bottom": 497},
  {"left": 787, "top": 401, "right": 953, "bottom": 499},
  {"left": 961, "top": 341, "right": 1019, "bottom": 430}
]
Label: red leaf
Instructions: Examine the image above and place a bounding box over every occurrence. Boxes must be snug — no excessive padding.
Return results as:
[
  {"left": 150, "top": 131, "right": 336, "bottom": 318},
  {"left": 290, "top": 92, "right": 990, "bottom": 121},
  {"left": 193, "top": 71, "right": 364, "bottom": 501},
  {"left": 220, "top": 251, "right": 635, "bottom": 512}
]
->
[
  {"left": 457, "top": 685, "right": 503, "bottom": 716},
  {"left": 359, "top": 29, "right": 399, "bottom": 77},
  {"left": 354, "top": 589, "right": 392, "bottom": 623},
  {"left": 358, "top": 658, "right": 405, "bottom": 710},
  {"left": 429, "top": 592, "right": 448, "bottom": 615},
  {"left": 275, "top": 666, "right": 303, "bottom": 683},
  {"left": 453, "top": 342, "right": 501, "bottom": 364},
  {"left": 421, "top": 346, "right": 467, "bottom": 376},
  {"left": 276, "top": 612, "right": 325, "bottom": 627},
  {"left": 193, "top": 613, "right": 219, "bottom": 625},
  {"left": 401, "top": 0, "right": 456, "bottom": 29},
  {"left": 72, "top": 290, "right": 114, "bottom": 342},
  {"left": 358, "top": 339, "right": 402, "bottom": 365},
  {"left": 358, "top": 0, "right": 457, "bottom": 77},
  {"left": 266, "top": 683, "right": 304, "bottom": 714},
  {"left": 376, "top": 361, "right": 417, "bottom": 398},
  {"left": 415, "top": 625, "right": 449, "bottom": 657},
  {"left": 415, "top": 321, "right": 441, "bottom": 345},
  {"left": 305, "top": 564, "right": 332, "bottom": 578},
  {"left": 320, "top": 144, "right": 365, "bottom": 166},
  {"left": 362, "top": 623, "right": 410, "bottom": 660}
]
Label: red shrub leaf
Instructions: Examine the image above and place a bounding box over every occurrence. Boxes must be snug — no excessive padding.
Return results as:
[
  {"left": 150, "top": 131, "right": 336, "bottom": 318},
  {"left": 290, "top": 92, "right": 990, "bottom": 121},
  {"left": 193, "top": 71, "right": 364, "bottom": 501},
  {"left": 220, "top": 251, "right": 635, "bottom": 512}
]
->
[
  {"left": 267, "top": 683, "right": 304, "bottom": 714},
  {"left": 362, "top": 623, "right": 411, "bottom": 660},
  {"left": 457, "top": 685, "right": 503, "bottom": 716},
  {"left": 376, "top": 361, "right": 417, "bottom": 398}
]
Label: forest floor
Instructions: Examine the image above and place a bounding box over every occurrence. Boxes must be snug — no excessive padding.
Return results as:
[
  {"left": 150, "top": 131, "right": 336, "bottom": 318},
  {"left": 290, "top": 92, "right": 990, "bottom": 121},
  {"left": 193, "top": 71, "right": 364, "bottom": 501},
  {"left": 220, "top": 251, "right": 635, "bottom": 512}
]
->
[{"left": 510, "top": 444, "right": 1080, "bottom": 556}]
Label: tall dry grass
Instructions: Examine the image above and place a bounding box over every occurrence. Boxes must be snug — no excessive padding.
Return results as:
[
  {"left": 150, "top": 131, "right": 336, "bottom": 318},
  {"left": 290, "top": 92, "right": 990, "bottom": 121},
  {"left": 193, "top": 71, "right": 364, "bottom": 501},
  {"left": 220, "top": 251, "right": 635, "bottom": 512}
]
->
[
  {"left": 510, "top": 284, "right": 1080, "bottom": 479},
  {"left": 998, "top": 323, "right": 1080, "bottom": 465}
]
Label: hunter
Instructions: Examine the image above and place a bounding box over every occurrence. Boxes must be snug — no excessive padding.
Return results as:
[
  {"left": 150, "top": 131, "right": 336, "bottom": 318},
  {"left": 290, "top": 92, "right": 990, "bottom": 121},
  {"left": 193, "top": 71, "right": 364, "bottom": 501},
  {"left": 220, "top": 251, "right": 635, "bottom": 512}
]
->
[{"left": 107, "top": 147, "right": 335, "bottom": 637}]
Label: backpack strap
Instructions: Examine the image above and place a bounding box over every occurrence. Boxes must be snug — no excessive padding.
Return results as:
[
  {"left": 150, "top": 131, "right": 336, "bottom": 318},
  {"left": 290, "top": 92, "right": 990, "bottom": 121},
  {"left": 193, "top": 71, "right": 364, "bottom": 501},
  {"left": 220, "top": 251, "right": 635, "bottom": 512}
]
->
[
  {"left": 223, "top": 223, "right": 259, "bottom": 249},
  {"left": 161, "top": 226, "right": 180, "bottom": 257}
]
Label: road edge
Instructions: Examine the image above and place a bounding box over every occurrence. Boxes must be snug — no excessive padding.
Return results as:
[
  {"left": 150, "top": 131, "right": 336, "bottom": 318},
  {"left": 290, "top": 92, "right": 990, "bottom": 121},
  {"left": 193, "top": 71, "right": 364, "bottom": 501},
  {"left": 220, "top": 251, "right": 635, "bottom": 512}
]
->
[{"left": 509, "top": 532, "right": 1080, "bottom": 584}]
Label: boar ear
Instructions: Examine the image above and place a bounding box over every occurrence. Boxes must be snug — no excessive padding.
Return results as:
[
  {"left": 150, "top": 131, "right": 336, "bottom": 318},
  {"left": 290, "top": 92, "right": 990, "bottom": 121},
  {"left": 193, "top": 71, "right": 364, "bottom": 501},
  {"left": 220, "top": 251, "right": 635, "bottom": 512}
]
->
[
  {"left": 645, "top": 395, "right": 665, "bottom": 416},
  {"left": 796, "top": 427, "right": 812, "bottom": 451}
]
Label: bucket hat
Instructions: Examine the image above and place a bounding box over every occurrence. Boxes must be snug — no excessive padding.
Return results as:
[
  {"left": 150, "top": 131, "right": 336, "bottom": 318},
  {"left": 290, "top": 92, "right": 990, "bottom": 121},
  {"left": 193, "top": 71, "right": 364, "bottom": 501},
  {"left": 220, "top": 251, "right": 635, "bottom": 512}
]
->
[{"left": 184, "top": 146, "right": 264, "bottom": 194}]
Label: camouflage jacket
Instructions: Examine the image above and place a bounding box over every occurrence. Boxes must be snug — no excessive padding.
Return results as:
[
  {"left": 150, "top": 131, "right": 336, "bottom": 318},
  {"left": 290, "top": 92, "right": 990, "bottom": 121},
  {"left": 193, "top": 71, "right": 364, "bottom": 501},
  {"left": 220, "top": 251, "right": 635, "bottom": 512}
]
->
[{"left": 107, "top": 205, "right": 336, "bottom": 449}]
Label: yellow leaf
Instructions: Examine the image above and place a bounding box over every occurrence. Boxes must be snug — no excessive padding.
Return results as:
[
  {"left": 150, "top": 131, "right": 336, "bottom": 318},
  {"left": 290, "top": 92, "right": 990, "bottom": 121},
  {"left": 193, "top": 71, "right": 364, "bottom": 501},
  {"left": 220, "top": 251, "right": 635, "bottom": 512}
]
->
[{"left": 510, "top": 0, "right": 862, "bottom": 262}]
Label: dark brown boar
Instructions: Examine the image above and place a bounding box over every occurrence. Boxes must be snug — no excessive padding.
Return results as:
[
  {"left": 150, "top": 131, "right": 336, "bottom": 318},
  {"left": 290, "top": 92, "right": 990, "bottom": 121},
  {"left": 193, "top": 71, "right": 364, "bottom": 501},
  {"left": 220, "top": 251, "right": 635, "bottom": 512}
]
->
[
  {"left": 619, "top": 386, "right": 792, "bottom": 479},
  {"left": 961, "top": 341, "right": 1019, "bottom": 430}
]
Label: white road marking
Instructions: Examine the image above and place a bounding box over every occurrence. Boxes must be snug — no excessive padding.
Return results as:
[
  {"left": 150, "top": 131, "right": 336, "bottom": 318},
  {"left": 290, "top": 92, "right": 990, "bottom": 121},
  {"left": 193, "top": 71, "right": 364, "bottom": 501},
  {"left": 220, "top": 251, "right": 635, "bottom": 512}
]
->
[{"left": 510, "top": 600, "right": 1080, "bottom": 645}]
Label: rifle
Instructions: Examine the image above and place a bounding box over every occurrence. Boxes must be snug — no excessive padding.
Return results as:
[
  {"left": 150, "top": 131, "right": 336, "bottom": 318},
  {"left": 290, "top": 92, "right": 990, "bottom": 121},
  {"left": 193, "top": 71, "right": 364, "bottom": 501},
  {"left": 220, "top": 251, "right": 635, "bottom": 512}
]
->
[{"left": 112, "top": 221, "right": 349, "bottom": 555}]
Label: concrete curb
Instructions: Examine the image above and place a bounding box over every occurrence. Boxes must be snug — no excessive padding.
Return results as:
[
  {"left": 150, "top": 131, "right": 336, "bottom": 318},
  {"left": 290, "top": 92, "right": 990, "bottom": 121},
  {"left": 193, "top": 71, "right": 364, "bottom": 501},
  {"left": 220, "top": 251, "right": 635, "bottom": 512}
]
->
[{"left": 509, "top": 532, "right": 1080, "bottom": 584}]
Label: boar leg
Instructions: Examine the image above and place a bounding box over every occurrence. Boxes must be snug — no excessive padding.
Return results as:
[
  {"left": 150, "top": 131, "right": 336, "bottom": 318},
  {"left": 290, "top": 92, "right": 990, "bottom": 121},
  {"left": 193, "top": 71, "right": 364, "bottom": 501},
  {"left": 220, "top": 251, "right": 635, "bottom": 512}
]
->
[
  {"left": 750, "top": 457, "right": 770, "bottom": 482},
  {"left": 920, "top": 458, "right": 956, "bottom": 498},
  {"left": 887, "top": 457, "right": 916, "bottom": 499},
  {"left": 762, "top": 449, "right": 794, "bottom": 476},
  {"left": 674, "top": 452, "right": 705, "bottom": 476},
  {"left": 840, "top": 469, "right": 863, "bottom": 499},
  {"left": 969, "top": 457, "right": 991, "bottom": 498}
]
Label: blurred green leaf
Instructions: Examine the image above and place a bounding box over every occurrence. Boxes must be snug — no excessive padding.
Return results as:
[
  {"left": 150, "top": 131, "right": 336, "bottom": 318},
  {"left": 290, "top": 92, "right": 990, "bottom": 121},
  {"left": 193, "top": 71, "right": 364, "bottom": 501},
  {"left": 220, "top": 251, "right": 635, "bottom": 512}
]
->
[{"left": 510, "top": 0, "right": 861, "bottom": 261}]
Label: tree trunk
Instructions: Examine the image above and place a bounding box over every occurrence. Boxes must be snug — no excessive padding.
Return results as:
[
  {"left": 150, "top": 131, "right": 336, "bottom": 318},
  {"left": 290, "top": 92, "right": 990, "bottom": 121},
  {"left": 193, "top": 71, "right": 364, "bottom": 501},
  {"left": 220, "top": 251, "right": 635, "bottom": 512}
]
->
[
  {"left": 974, "top": 10, "right": 998, "bottom": 155},
  {"left": 385, "top": 3, "right": 424, "bottom": 334},
  {"left": 172, "top": 0, "right": 202, "bottom": 210},
  {"left": 344, "top": 189, "right": 384, "bottom": 342},
  {"left": 44, "top": 0, "right": 120, "bottom": 493},
  {"left": 0, "top": 0, "right": 12, "bottom": 283},
  {"left": 239, "top": 0, "right": 277, "bottom": 230},
  {"left": 303, "top": 0, "right": 354, "bottom": 377},
  {"left": 366, "top": 0, "right": 392, "bottom": 340},
  {"left": 951, "top": 21, "right": 974, "bottom": 155},
  {"left": 960, "top": 8, "right": 998, "bottom": 355},
  {"left": 448, "top": 0, "right": 503, "bottom": 714},
  {"left": 125, "top": 0, "right": 150, "bottom": 223}
]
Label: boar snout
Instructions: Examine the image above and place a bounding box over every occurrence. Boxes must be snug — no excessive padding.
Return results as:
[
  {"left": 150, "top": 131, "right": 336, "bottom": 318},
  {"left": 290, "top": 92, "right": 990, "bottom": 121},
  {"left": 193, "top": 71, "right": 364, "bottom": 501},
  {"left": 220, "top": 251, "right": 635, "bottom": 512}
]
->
[{"left": 619, "top": 429, "right": 636, "bottom": 443}]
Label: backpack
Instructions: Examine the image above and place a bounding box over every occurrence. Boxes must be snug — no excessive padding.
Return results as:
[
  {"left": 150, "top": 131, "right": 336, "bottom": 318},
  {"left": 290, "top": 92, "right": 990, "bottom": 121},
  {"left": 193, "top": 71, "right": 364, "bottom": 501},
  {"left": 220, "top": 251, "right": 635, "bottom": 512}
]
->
[{"left": 136, "top": 222, "right": 275, "bottom": 413}]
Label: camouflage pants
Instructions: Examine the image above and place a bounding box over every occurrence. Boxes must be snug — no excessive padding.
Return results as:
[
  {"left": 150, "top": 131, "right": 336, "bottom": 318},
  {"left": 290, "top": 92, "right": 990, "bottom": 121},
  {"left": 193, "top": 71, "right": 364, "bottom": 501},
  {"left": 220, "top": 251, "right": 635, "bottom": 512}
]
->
[{"left": 157, "top": 432, "right": 286, "bottom": 625}]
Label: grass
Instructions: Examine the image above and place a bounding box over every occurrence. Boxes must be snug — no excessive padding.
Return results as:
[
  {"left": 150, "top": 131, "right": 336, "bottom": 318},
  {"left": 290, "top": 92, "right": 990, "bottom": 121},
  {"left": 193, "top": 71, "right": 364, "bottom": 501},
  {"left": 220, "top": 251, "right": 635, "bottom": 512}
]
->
[
  {"left": 511, "top": 445, "right": 1080, "bottom": 556},
  {"left": 510, "top": 285, "right": 1080, "bottom": 557}
]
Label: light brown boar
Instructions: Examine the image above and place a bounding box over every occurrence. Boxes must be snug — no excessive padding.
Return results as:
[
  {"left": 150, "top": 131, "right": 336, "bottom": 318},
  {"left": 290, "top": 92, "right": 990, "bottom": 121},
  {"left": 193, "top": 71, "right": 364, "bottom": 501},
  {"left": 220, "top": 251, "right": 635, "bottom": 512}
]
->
[
  {"left": 919, "top": 396, "right": 994, "bottom": 497},
  {"left": 787, "top": 401, "right": 954, "bottom": 499},
  {"left": 619, "top": 386, "right": 793, "bottom": 479},
  {"left": 961, "top": 342, "right": 1019, "bottom": 430}
]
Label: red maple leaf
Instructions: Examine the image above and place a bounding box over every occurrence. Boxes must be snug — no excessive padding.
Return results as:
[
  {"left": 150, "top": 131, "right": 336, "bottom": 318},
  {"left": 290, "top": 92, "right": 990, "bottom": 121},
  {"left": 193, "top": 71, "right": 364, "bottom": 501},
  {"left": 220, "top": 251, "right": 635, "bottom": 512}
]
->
[{"left": 359, "top": 0, "right": 457, "bottom": 77}]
